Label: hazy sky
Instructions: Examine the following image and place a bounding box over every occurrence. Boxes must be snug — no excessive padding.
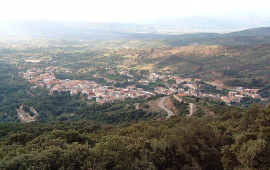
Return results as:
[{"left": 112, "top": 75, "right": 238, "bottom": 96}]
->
[{"left": 0, "top": 0, "right": 270, "bottom": 23}]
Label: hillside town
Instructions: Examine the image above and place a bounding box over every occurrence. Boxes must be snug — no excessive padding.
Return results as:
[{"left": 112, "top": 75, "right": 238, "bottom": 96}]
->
[
  {"left": 22, "top": 67, "right": 263, "bottom": 105},
  {"left": 23, "top": 67, "right": 155, "bottom": 105},
  {"left": 137, "top": 71, "right": 262, "bottom": 105}
]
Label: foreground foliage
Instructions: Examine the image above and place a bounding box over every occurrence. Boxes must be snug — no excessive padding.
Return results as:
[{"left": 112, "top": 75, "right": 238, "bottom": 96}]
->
[{"left": 0, "top": 103, "right": 269, "bottom": 169}]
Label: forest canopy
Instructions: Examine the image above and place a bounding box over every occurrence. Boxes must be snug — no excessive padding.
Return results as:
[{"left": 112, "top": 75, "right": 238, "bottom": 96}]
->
[{"left": 0, "top": 103, "right": 269, "bottom": 169}]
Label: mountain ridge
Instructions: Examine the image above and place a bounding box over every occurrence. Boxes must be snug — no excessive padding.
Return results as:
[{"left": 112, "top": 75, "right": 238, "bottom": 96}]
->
[{"left": 0, "top": 19, "right": 270, "bottom": 40}]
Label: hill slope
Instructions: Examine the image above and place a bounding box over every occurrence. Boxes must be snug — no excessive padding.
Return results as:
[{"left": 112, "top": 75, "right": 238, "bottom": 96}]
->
[{"left": 104, "top": 44, "right": 270, "bottom": 81}]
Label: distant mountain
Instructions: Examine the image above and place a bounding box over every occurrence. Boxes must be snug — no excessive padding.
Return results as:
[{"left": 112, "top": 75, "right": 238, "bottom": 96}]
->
[
  {"left": 148, "top": 16, "right": 270, "bottom": 32},
  {"left": 0, "top": 20, "right": 140, "bottom": 39},
  {"left": 224, "top": 27, "right": 270, "bottom": 37},
  {"left": 1, "top": 19, "right": 270, "bottom": 41},
  {"left": 161, "top": 27, "right": 270, "bottom": 47},
  {"left": 63, "top": 21, "right": 157, "bottom": 33},
  {"left": 0, "top": 20, "right": 171, "bottom": 40},
  {"left": 166, "top": 26, "right": 270, "bottom": 39}
]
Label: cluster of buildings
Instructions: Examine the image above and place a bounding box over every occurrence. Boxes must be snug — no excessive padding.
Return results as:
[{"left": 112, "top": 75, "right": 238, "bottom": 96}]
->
[
  {"left": 143, "top": 71, "right": 263, "bottom": 105},
  {"left": 137, "top": 71, "right": 201, "bottom": 96},
  {"left": 220, "top": 89, "right": 260, "bottom": 104},
  {"left": 154, "top": 86, "right": 179, "bottom": 95},
  {"left": 23, "top": 67, "right": 263, "bottom": 106},
  {"left": 23, "top": 67, "right": 56, "bottom": 89},
  {"left": 23, "top": 67, "right": 155, "bottom": 105},
  {"left": 147, "top": 72, "right": 191, "bottom": 84},
  {"left": 236, "top": 87, "right": 260, "bottom": 95}
]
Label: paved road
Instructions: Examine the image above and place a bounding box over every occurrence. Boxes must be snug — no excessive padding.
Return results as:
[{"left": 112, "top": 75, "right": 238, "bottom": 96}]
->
[
  {"left": 159, "top": 96, "right": 174, "bottom": 118},
  {"left": 173, "top": 94, "right": 182, "bottom": 102},
  {"left": 188, "top": 103, "right": 195, "bottom": 117},
  {"left": 174, "top": 95, "right": 195, "bottom": 116}
]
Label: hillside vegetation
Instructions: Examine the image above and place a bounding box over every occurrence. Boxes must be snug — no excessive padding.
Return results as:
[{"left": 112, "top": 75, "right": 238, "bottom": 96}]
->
[
  {"left": 102, "top": 44, "right": 270, "bottom": 81},
  {"left": 0, "top": 103, "right": 269, "bottom": 169}
]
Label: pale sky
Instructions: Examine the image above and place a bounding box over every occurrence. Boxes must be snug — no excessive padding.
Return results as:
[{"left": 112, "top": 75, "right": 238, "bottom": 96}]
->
[{"left": 0, "top": 0, "right": 270, "bottom": 23}]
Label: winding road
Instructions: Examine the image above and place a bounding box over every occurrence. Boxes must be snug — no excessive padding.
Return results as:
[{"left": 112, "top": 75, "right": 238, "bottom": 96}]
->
[
  {"left": 174, "top": 94, "right": 195, "bottom": 116},
  {"left": 159, "top": 96, "right": 174, "bottom": 118}
]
